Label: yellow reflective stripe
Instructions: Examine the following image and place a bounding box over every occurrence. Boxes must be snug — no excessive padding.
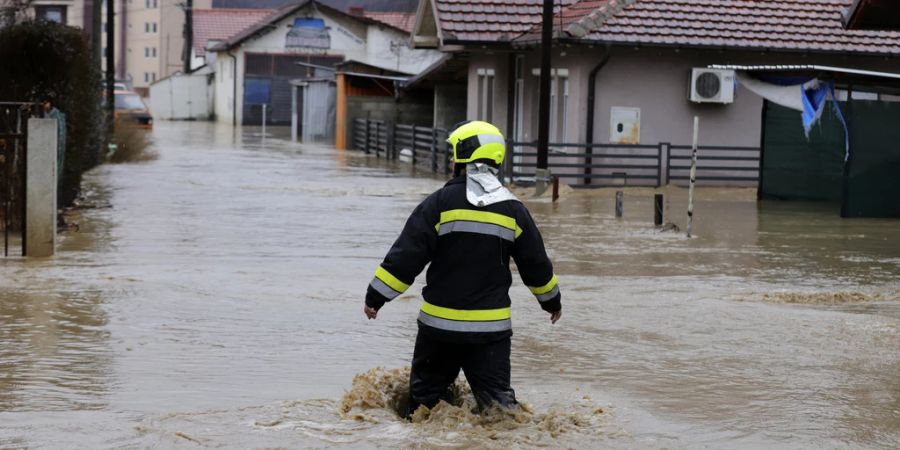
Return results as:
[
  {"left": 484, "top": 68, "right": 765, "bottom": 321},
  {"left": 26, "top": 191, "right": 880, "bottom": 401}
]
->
[
  {"left": 374, "top": 266, "right": 409, "bottom": 293},
  {"left": 421, "top": 300, "right": 511, "bottom": 322},
  {"left": 528, "top": 274, "right": 558, "bottom": 295},
  {"left": 437, "top": 209, "right": 523, "bottom": 237}
]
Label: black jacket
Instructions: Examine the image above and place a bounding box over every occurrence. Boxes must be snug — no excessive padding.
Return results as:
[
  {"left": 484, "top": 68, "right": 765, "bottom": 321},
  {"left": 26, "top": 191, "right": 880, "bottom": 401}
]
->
[{"left": 366, "top": 176, "right": 561, "bottom": 343}]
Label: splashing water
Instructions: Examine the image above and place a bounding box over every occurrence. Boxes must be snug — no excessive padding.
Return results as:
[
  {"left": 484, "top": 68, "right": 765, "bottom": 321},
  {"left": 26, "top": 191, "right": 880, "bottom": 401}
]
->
[
  {"left": 336, "top": 367, "right": 612, "bottom": 448},
  {"left": 134, "top": 367, "right": 617, "bottom": 448}
]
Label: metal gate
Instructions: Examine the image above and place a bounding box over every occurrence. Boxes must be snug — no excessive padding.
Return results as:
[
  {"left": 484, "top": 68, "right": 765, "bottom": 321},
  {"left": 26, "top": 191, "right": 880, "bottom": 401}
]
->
[{"left": 0, "top": 102, "right": 35, "bottom": 256}]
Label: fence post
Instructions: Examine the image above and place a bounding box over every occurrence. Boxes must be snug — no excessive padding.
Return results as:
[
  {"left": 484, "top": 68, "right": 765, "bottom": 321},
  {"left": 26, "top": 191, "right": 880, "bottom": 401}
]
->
[
  {"left": 687, "top": 117, "right": 699, "bottom": 238},
  {"left": 375, "top": 122, "right": 382, "bottom": 158},
  {"left": 654, "top": 193, "right": 664, "bottom": 226},
  {"left": 660, "top": 142, "right": 670, "bottom": 186},
  {"left": 410, "top": 124, "right": 416, "bottom": 166},
  {"left": 656, "top": 143, "right": 662, "bottom": 187},
  {"left": 430, "top": 128, "right": 438, "bottom": 173},
  {"left": 387, "top": 122, "right": 395, "bottom": 160},
  {"left": 364, "top": 119, "right": 370, "bottom": 154},
  {"left": 615, "top": 191, "right": 624, "bottom": 218},
  {"left": 25, "top": 118, "right": 58, "bottom": 257}
]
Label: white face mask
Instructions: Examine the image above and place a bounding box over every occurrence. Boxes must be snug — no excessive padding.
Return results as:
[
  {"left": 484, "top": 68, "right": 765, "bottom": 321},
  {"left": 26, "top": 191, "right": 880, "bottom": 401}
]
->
[{"left": 465, "top": 163, "right": 519, "bottom": 207}]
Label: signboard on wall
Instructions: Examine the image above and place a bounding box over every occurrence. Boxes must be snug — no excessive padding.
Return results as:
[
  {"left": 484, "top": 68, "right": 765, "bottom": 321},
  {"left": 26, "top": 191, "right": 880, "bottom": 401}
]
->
[{"left": 286, "top": 18, "right": 331, "bottom": 49}]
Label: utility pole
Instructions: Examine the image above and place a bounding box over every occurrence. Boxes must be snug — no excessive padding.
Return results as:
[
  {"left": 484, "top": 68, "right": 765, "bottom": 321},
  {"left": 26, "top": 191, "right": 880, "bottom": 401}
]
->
[
  {"left": 183, "top": 0, "right": 193, "bottom": 73},
  {"left": 535, "top": 0, "right": 553, "bottom": 196},
  {"left": 106, "top": 0, "right": 115, "bottom": 125},
  {"left": 92, "top": 0, "right": 102, "bottom": 70}
]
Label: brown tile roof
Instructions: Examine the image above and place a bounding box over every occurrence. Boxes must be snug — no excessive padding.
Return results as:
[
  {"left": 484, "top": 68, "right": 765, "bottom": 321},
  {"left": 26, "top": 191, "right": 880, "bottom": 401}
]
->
[
  {"left": 363, "top": 11, "right": 417, "bottom": 33},
  {"left": 434, "top": 0, "right": 578, "bottom": 42},
  {"left": 193, "top": 8, "right": 273, "bottom": 57},
  {"left": 434, "top": 0, "right": 900, "bottom": 56},
  {"left": 211, "top": 0, "right": 410, "bottom": 52}
]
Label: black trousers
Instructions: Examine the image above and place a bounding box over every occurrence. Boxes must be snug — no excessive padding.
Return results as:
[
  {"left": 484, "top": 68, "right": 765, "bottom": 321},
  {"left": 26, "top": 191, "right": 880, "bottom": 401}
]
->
[{"left": 407, "top": 331, "right": 517, "bottom": 416}]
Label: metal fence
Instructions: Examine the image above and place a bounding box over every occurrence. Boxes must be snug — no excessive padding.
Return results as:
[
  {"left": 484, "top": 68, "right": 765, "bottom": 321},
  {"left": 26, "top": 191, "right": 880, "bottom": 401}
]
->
[
  {"left": 509, "top": 142, "right": 760, "bottom": 187},
  {"left": 352, "top": 118, "right": 453, "bottom": 175},
  {"left": 352, "top": 119, "right": 760, "bottom": 187},
  {"left": 0, "top": 102, "right": 37, "bottom": 256}
]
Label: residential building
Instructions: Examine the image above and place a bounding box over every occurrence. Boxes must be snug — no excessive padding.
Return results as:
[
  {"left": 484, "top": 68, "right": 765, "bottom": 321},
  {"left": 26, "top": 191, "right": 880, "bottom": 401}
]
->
[
  {"left": 100, "top": 0, "right": 212, "bottom": 96},
  {"left": 405, "top": 0, "right": 900, "bottom": 217},
  {"left": 191, "top": 8, "right": 273, "bottom": 68},
  {"left": 29, "top": 0, "right": 86, "bottom": 27},
  {"left": 208, "top": 0, "right": 442, "bottom": 126}
]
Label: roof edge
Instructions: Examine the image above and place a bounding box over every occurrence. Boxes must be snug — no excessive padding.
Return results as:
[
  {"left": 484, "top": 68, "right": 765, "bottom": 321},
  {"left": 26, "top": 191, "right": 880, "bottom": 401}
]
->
[{"left": 565, "top": 0, "right": 637, "bottom": 38}]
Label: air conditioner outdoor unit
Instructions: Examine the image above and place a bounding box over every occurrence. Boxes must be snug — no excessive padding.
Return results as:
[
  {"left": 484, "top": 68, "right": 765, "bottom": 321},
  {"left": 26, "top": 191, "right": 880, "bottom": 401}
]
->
[{"left": 689, "top": 68, "right": 735, "bottom": 104}]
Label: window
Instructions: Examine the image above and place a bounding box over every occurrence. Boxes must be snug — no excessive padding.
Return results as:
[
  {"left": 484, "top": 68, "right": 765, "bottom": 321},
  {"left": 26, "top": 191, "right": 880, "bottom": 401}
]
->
[
  {"left": 152, "top": 22, "right": 157, "bottom": 33},
  {"left": 513, "top": 55, "right": 525, "bottom": 141},
  {"left": 144, "top": 72, "right": 149, "bottom": 83},
  {"left": 145, "top": 23, "right": 149, "bottom": 32},
  {"left": 144, "top": 47, "right": 149, "bottom": 57},
  {"left": 35, "top": 5, "right": 67, "bottom": 23},
  {"left": 152, "top": 47, "right": 156, "bottom": 57},
  {"left": 145, "top": 0, "right": 157, "bottom": 7},
  {"left": 531, "top": 68, "right": 569, "bottom": 143},
  {"left": 476, "top": 68, "right": 495, "bottom": 122},
  {"left": 151, "top": 72, "right": 156, "bottom": 82}
]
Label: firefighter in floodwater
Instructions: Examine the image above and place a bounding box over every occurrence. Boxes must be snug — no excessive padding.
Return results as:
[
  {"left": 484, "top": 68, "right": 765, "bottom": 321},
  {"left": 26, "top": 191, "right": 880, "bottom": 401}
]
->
[{"left": 363, "top": 120, "right": 562, "bottom": 417}]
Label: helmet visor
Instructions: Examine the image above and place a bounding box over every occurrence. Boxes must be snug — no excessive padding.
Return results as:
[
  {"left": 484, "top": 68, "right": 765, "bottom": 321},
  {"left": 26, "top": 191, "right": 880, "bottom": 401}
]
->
[{"left": 453, "top": 134, "right": 482, "bottom": 161}]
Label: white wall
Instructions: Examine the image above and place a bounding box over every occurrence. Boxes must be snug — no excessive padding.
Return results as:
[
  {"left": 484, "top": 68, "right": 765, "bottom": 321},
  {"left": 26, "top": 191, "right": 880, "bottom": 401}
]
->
[
  {"left": 214, "top": 55, "right": 236, "bottom": 124},
  {"left": 473, "top": 47, "right": 765, "bottom": 148},
  {"left": 150, "top": 70, "right": 213, "bottom": 120}
]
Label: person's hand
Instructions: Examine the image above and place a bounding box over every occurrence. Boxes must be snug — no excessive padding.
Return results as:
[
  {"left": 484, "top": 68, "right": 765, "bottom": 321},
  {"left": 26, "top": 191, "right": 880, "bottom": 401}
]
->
[
  {"left": 364, "top": 305, "right": 378, "bottom": 320},
  {"left": 550, "top": 309, "right": 561, "bottom": 324}
]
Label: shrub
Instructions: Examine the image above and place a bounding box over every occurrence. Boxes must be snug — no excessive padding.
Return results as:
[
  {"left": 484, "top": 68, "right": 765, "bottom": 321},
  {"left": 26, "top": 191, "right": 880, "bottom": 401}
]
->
[{"left": 0, "top": 20, "right": 107, "bottom": 206}]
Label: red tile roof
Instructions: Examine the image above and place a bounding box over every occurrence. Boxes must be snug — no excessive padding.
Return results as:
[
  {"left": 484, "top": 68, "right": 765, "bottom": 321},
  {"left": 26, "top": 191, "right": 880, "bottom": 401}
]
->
[
  {"left": 363, "top": 11, "right": 417, "bottom": 33},
  {"left": 193, "top": 8, "right": 274, "bottom": 57},
  {"left": 435, "top": 0, "right": 577, "bottom": 42},
  {"left": 433, "top": 0, "right": 900, "bottom": 56}
]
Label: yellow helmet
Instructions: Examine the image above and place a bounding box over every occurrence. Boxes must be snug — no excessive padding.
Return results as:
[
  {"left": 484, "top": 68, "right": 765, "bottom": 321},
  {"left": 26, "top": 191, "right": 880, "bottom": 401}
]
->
[{"left": 447, "top": 120, "right": 506, "bottom": 165}]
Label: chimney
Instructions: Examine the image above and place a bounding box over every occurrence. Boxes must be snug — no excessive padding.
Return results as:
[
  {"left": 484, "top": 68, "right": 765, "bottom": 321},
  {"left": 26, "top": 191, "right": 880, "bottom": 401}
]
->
[{"left": 348, "top": 6, "right": 364, "bottom": 16}]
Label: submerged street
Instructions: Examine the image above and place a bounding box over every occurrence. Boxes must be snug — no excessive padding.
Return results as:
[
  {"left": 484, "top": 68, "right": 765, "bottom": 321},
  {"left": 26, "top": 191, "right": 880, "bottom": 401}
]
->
[{"left": 1, "top": 122, "right": 899, "bottom": 448}]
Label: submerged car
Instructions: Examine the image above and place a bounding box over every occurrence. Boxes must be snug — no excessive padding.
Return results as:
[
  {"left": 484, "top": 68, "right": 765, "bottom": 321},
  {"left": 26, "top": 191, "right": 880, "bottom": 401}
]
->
[{"left": 114, "top": 90, "right": 153, "bottom": 129}]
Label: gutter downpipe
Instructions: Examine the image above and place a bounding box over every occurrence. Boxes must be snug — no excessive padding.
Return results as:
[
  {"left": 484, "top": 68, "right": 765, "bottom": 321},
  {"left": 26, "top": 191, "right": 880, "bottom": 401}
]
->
[
  {"left": 228, "top": 50, "right": 237, "bottom": 127},
  {"left": 584, "top": 46, "right": 611, "bottom": 186}
]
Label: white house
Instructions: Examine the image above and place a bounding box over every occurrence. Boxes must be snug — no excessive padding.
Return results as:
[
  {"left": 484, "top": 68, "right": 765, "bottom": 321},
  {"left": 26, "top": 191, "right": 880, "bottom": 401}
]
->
[{"left": 209, "top": 0, "right": 442, "bottom": 126}]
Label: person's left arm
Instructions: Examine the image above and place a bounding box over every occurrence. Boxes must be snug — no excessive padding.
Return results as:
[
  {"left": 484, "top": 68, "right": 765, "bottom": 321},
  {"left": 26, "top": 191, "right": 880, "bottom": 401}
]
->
[{"left": 364, "top": 193, "right": 439, "bottom": 318}]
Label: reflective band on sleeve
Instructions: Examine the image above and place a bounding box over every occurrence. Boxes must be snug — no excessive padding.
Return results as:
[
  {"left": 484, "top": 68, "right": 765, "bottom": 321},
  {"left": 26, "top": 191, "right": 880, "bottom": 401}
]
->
[
  {"left": 528, "top": 274, "right": 558, "bottom": 295},
  {"left": 535, "top": 284, "right": 560, "bottom": 302},
  {"left": 369, "top": 277, "right": 402, "bottom": 300},
  {"left": 418, "top": 311, "right": 512, "bottom": 332},
  {"left": 436, "top": 209, "right": 522, "bottom": 238},
  {"left": 420, "top": 300, "right": 511, "bottom": 321},
  {"left": 374, "top": 266, "right": 410, "bottom": 294},
  {"left": 437, "top": 221, "right": 516, "bottom": 242}
]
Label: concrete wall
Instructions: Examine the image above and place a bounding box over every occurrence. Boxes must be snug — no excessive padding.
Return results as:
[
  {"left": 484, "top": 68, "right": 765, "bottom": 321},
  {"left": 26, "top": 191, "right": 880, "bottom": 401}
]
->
[
  {"left": 26, "top": 119, "right": 57, "bottom": 257},
  {"left": 345, "top": 96, "right": 434, "bottom": 147},
  {"left": 434, "top": 83, "right": 466, "bottom": 130},
  {"left": 214, "top": 50, "right": 243, "bottom": 125}
]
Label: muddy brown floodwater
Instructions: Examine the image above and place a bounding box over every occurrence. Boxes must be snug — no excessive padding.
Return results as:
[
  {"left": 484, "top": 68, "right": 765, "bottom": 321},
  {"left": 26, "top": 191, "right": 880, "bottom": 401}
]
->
[{"left": 1, "top": 122, "right": 898, "bottom": 449}]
